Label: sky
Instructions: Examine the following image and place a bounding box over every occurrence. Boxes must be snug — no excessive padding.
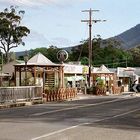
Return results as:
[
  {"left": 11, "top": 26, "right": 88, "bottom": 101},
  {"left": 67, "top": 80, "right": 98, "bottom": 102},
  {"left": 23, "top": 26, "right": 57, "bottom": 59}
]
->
[{"left": 0, "top": 0, "right": 140, "bottom": 52}]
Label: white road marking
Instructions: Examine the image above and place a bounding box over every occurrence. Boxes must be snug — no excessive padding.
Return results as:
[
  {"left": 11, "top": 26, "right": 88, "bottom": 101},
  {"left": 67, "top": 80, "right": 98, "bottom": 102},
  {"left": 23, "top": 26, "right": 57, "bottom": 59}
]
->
[
  {"left": 93, "top": 108, "right": 140, "bottom": 122},
  {"left": 31, "top": 123, "right": 89, "bottom": 140},
  {"left": 31, "top": 108, "right": 140, "bottom": 140},
  {"left": 31, "top": 98, "right": 123, "bottom": 116}
]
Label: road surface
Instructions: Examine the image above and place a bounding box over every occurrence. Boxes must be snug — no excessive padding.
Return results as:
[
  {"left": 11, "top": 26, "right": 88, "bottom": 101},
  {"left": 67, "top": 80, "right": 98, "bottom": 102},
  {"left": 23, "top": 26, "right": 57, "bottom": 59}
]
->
[{"left": 0, "top": 95, "right": 140, "bottom": 140}]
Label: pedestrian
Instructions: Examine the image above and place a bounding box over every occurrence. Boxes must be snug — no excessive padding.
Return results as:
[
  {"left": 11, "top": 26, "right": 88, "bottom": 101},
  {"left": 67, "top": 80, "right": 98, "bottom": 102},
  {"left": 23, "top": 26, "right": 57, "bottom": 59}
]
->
[{"left": 132, "top": 80, "right": 138, "bottom": 93}]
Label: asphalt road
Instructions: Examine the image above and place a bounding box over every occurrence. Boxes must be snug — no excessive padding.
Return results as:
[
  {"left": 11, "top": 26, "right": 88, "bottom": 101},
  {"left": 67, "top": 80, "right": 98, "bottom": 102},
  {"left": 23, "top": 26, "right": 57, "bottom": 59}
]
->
[{"left": 0, "top": 95, "right": 140, "bottom": 140}]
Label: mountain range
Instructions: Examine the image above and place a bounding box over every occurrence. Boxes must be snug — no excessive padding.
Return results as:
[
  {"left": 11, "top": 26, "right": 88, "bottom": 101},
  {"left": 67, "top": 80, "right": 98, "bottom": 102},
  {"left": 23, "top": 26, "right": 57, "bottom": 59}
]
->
[
  {"left": 16, "top": 24, "right": 140, "bottom": 57},
  {"left": 63, "top": 24, "right": 140, "bottom": 51},
  {"left": 114, "top": 24, "right": 140, "bottom": 49}
]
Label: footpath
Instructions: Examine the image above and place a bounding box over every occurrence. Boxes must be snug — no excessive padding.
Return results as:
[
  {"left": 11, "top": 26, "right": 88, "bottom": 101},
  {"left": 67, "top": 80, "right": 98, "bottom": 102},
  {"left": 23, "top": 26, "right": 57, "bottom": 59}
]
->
[
  {"left": 0, "top": 92, "right": 140, "bottom": 109},
  {"left": 0, "top": 102, "right": 26, "bottom": 109},
  {"left": 73, "top": 92, "right": 140, "bottom": 100},
  {"left": 0, "top": 99, "right": 42, "bottom": 109}
]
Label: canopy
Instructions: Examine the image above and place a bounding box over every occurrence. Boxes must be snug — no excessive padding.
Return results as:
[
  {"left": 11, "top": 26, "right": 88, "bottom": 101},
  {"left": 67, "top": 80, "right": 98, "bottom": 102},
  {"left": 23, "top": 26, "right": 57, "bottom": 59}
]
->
[
  {"left": 95, "top": 65, "right": 113, "bottom": 74},
  {"left": 65, "top": 76, "right": 85, "bottom": 81}
]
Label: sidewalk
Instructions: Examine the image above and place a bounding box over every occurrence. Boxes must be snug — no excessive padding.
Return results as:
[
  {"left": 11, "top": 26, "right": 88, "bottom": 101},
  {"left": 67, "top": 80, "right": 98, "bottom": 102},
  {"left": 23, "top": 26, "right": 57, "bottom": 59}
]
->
[
  {"left": 70, "top": 92, "right": 140, "bottom": 101},
  {"left": 122, "top": 91, "right": 140, "bottom": 97},
  {"left": 68, "top": 93, "right": 96, "bottom": 101},
  {"left": 1, "top": 92, "right": 140, "bottom": 109},
  {"left": 0, "top": 102, "right": 26, "bottom": 109},
  {"left": 0, "top": 100, "right": 43, "bottom": 109}
]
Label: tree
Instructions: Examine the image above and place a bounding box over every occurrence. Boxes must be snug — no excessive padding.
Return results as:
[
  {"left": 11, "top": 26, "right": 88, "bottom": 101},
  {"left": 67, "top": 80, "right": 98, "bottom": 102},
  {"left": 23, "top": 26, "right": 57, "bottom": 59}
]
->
[
  {"left": 29, "top": 47, "right": 48, "bottom": 58},
  {"left": 80, "top": 57, "right": 88, "bottom": 65},
  {"left": 69, "top": 39, "right": 89, "bottom": 62},
  {"left": 0, "top": 6, "right": 30, "bottom": 63},
  {"left": 46, "top": 46, "right": 60, "bottom": 63},
  {"left": 129, "top": 47, "right": 140, "bottom": 67},
  {"left": 69, "top": 37, "right": 132, "bottom": 67},
  {"left": 29, "top": 46, "right": 61, "bottom": 63}
]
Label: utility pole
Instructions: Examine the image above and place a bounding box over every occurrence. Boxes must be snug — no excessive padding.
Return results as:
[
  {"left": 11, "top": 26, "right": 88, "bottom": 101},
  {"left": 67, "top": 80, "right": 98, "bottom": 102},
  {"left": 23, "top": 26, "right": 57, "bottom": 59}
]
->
[
  {"left": 24, "top": 50, "right": 28, "bottom": 86},
  {"left": 0, "top": 50, "right": 3, "bottom": 87},
  {"left": 81, "top": 8, "right": 106, "bottom": 87},
  {"left": 126, "top": 57, "right": 128, "bottom": 67}
]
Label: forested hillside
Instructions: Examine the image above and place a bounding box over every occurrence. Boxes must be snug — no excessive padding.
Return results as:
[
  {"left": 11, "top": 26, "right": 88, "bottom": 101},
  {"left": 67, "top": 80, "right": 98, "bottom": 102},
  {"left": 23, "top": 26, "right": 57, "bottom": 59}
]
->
[
  {"left": 15, "top": 38, "right": 140, "bottom": 68},
  {"left": 114, "top": 24, "right": 140, "bottom": 49},
  {"left": 14, "top": 23, "right": 140, "bottom": 67}
]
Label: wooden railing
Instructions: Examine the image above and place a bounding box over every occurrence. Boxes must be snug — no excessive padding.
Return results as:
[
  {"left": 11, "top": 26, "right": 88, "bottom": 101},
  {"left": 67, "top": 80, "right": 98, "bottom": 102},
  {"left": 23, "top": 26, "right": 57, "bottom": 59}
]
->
[
  {"left": 0, "top": 86, "right": 77, "bottom": 104},
  {"left": 95, "top": 86, "right": 122, "bottom": 95},
  {"left": 95, "top": 87, "right": 106, "bottom": 95},
  {"left": 0, "top": 86, "right": 42, "bottom": 104},
  {"left": 43, "top": 88, "right": 77, "bottom": 102},
  {"left": 112, "top": 86, "right": 122, "bottom": 94},
  {"left": 86, "top": 86, "right": 122, "bottom": 95}
]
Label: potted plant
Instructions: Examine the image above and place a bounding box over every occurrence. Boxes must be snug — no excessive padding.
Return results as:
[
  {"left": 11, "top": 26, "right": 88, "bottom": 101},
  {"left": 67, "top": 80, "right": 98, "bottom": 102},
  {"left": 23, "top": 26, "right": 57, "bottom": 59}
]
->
[{"left": 86, "top": 85, "right": 96, "bottom": 94}]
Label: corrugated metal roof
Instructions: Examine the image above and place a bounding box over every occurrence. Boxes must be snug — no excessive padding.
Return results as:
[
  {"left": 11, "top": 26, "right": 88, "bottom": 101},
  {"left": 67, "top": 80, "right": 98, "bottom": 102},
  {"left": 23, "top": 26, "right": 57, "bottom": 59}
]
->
[
  {"left": 134, "top": 68, "right": 140, "bottom": 76},
  {"left": 27, "top": 52, "right": 55, "bottom": 65},
  {"left": 117, "top": 67, "right": 135, "bottom": 77},
  {"left": 96, "top": 65, "right": 113, "bottom": 73},
  {"left": 15, "top": 52, "right": 61, "bottom": 66},
  {"left": 3, "top": 61, "right": 21, "bottom": 76}
]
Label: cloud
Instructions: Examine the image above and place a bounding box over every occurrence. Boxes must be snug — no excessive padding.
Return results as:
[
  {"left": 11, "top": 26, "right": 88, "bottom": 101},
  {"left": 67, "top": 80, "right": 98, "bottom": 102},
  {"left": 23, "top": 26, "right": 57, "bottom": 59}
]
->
[
  {"left": 23, "top": 31, "right": 76, "bottom": 48},
  {"left": 23, "top": 30, "right": 49, "bottom": 45},
  {"left": 0, "top": 0, "right": 91, "bottom": 7},
  {"left": 0, "top": 0, "right": 43, "bottom": 7},
  {"left": 24, "top": 31, "right": 76, "bottom": 48},
  {"left": 51, "top": 37, "right": 75, "bottom": 47},
  {"left": 24, "top": 31, "right": 77, "bottom": 47}
]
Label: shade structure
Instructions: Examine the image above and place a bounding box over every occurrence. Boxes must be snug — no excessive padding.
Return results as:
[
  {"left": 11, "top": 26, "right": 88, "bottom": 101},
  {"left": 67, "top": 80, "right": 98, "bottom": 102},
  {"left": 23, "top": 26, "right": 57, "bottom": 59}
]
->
[{"left": 65, "top": 76, "right": 85, "bottom": 81}]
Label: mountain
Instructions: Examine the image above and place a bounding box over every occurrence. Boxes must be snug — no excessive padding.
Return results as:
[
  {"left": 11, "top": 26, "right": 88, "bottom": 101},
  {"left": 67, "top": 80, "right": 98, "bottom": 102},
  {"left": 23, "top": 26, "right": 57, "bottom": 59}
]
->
[
  {"left": 114, "top": 24, "right": 140, "bottom": 49},
  {"left": 63, "top": 24, "right": 140, "bottom": 51},
  {"left": 16, "top": 51, "right": 26, "bottom": 58},
  {"left": 15, "top": 24, "right": 140, "bottom": 57}
]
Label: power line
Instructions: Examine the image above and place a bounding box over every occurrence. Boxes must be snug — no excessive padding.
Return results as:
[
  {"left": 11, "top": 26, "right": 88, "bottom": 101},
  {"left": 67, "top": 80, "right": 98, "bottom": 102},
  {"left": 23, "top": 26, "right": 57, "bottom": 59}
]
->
[
  {"left": 81, "top": 8, "right": 106, "bottom": 87},
  {"left": 94, "top": 60, "right": 128, "bottom": 67}
]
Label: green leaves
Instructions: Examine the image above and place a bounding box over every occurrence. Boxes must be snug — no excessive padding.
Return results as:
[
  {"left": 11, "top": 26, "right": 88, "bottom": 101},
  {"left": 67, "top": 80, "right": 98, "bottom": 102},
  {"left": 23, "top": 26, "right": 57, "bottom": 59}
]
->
[
  {"left": 0, "top": 6, "right": 30, "bottom": 63},
  {"left": 69, "top": 38, "right": 133, "bottom": 67},
  {"left": 29, "top": 46, "right": 60, "bottom": 63}
]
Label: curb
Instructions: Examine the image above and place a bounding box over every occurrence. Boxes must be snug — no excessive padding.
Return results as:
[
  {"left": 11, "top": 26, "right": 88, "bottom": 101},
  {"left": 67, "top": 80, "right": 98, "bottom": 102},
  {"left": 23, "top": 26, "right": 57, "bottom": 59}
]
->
[
  {"left": 0, "top": 100, "right": 43, "bottom": 109},
  {"left": 0, "top": 102, "right": 26, "bottom": 109}
]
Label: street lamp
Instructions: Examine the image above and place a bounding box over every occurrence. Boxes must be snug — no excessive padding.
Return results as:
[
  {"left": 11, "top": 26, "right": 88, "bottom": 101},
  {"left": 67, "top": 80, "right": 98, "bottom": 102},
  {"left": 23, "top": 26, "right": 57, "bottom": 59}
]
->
[{"left": 24, "top": 51, "right": 28, "bottom": 86}]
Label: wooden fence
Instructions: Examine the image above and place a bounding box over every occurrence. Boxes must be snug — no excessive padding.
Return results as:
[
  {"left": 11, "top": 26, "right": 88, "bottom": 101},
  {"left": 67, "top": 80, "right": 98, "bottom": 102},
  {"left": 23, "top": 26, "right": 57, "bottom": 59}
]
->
[
  {"left": 43, "top": 88, "right": 77, "bottom": 102},
  {"left": 0, "top": 86, "right": 42, "bottom": 104}
]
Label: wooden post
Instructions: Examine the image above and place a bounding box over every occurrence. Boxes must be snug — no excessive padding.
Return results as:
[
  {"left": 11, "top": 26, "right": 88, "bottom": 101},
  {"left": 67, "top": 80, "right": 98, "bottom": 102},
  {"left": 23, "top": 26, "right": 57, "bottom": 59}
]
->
[
  {"left": 62, "top": 66, "right": 64, "bottom": 88},
  {"left": 58, "top": 67, "right": 61, "bottom": 88},
  {"left": 14, "top": 66, "right": 16, "bottom": 86},
  {"left": 43, "top": 68, "right": 45, "bottom": 93},
  {"left": 34, "top": 67, "right": 36, "bottom": 85},
  {"left": 19, "top": 67, "right": 21, "bottom": 86}
]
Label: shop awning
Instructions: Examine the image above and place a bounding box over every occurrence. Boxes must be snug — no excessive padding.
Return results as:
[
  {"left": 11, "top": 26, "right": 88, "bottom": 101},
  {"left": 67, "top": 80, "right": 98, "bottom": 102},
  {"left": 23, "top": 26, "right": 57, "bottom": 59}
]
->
[{"left": 65, "top": 76, "right": 85, "bottom": 81}]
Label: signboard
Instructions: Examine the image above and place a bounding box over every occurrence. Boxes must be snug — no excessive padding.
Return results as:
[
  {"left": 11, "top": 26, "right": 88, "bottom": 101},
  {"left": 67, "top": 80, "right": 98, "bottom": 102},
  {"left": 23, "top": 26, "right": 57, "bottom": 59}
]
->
[
  {"left": 57, "top": 50, "right": 68, "bottom": 63},
  {"left": 82, "top": 66, "right": 88, "bottom": 74},
  {"left": 64, "top": 64, "right": 88, "bottom": 74}
]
